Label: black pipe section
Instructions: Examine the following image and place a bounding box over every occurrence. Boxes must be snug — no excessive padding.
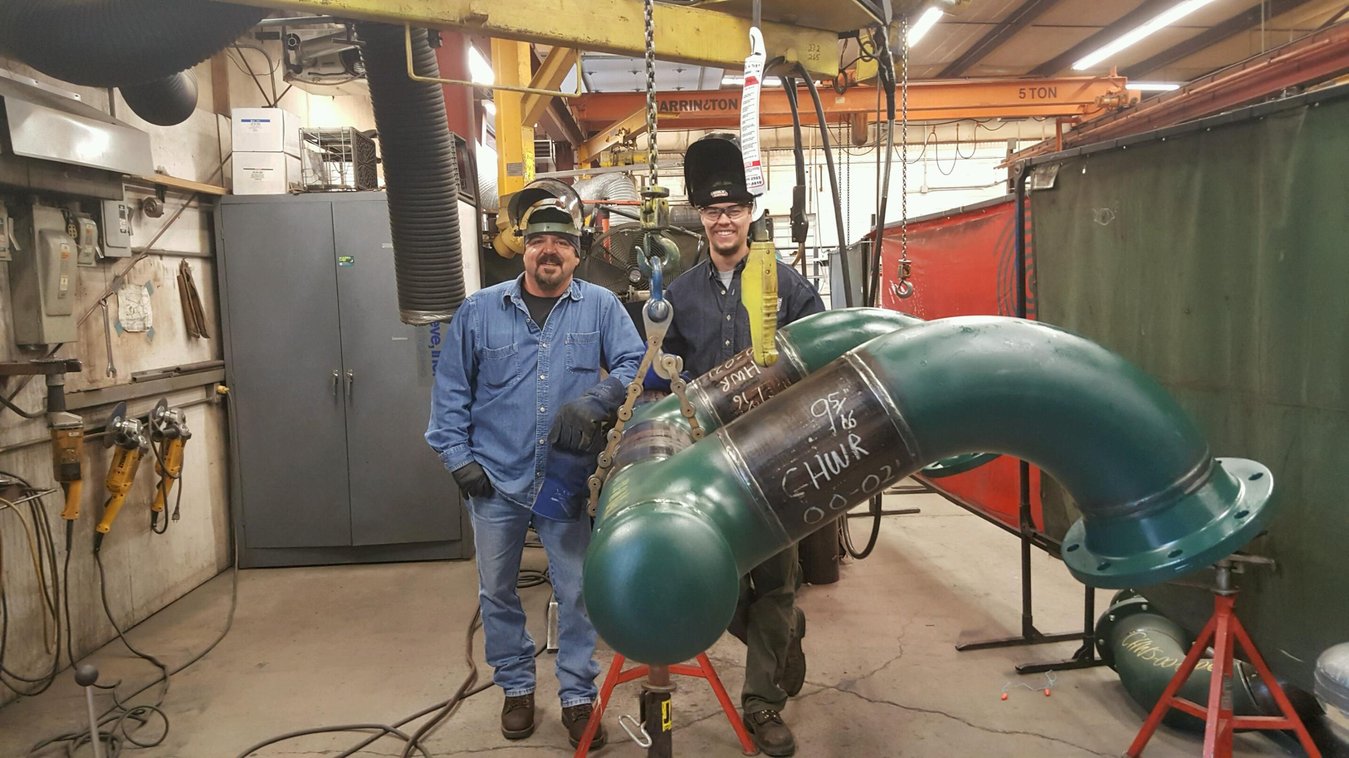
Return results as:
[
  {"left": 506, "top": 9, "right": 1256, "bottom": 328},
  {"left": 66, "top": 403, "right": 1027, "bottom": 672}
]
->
[
  {"left": 355, "top": 24, "right": 466, "bottom": 323},
  {"left": 0, "top": 1, "right": 264, "bottom": 87},
  {"left": 119, "top": 71, "right": 199, "bottom": 127}
]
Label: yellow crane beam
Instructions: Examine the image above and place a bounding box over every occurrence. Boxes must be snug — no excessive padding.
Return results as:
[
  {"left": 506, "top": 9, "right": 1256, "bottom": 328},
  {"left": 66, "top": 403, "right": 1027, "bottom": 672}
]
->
[
  {"left": 213, "top": 0, "right": 841, "bottom": 76},
  {"left": 521, "top": 47, "right": 579, "bottom": 129}
]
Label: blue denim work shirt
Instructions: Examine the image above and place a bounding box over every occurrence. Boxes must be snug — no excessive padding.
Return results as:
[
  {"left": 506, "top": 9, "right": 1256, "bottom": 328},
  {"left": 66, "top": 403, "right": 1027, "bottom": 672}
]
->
[{"left": 426, "top": 275, "right": 645, "bottom": 506}]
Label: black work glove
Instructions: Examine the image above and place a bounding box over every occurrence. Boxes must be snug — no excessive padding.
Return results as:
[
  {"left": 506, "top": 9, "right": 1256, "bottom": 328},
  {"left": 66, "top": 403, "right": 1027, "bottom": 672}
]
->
[
  {"left": 452, "top": 461, "right": 494, "bottom": 500},
  {"left": 549, "top": 376, "right": 627, "bottom": 454}
]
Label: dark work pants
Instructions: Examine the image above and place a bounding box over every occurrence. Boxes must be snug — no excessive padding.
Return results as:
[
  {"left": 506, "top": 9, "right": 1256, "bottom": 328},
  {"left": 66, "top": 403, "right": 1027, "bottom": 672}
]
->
[{"left": 726, "top": 543, "right": 801, "bottom": 712}]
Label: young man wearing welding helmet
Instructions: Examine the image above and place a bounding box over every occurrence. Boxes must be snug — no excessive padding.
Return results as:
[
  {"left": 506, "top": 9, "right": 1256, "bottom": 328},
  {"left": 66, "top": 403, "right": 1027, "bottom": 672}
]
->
[
  {"left": 661, "top": 133, "right": 825, "bottom": 757},
  {"left": 427, "top": 199, "right": 645, "bottom": 750}
]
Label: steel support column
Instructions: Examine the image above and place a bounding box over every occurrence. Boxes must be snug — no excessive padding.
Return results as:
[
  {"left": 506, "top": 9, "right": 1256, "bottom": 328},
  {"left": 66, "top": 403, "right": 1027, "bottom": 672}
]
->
[{"left": 491, "top": 39, "right": 534, "bottom": 196}]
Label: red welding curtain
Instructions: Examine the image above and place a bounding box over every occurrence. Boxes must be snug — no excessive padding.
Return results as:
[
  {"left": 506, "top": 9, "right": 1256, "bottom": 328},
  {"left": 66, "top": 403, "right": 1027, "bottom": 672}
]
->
[{"left": 871, "top": 197, "right": 1043, "bottom": 533}]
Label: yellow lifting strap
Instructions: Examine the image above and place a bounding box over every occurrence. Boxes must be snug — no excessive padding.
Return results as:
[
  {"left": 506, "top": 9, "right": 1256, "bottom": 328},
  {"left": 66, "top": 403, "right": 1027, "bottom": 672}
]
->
[
  {"left": 742, "top": 218, "right": 778, "bottom": 367},
  {"left": 739, "top": 18, "right": 777, "bottom": 367}
]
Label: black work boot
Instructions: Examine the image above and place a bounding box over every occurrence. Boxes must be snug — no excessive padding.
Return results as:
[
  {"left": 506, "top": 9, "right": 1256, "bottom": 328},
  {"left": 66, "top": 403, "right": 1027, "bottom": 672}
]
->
[
  {"left": 562, "top": 702, "right": 607, "bottom": 748},
  {"left": 501, "top": 693, "right": 535, "bottom": 740},
  {"left": 779, "top": 608, "right": 807, "bottom": 697},
  {"left": 743, "top": 708, "right": 795, "bottom": 757}
]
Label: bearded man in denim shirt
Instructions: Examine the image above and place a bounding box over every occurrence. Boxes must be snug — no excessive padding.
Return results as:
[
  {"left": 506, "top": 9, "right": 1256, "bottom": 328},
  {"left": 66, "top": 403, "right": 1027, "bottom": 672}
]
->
[{"left": 427, "top": 201, "right": 644, "bottom": 749}]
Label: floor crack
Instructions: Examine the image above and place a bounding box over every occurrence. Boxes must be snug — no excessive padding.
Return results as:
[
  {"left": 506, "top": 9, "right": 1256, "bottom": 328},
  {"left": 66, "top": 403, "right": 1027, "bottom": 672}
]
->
[{"left": 797, "top": 683, "right": 1114, "bottom": 757}]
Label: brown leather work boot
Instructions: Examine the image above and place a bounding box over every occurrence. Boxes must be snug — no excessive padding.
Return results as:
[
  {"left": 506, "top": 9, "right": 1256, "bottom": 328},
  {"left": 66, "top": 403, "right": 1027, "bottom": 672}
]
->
[
  {"left": 562, "top": 702, "right": 607, "bottom": 749},
  {"left": 501, "top": 693, "right": 535, "bottom": 739},
  {"left": 743, "top": 708, "right": 796, "bottom": 757}
]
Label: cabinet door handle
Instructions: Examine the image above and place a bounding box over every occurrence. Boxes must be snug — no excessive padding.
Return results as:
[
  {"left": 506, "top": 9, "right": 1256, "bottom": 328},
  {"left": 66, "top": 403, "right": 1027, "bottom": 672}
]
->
[
  {"left": 345, "top": 369, "right": 354, "bottom": 400},
  {"left": 332, "top": 369, "right": 340, "bottom": 397}
]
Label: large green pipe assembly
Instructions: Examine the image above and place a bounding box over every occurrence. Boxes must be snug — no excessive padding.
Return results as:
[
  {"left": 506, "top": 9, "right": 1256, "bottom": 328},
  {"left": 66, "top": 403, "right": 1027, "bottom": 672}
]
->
[{"left": 584, "top": 315, "right": 1277, "bottom": 665}]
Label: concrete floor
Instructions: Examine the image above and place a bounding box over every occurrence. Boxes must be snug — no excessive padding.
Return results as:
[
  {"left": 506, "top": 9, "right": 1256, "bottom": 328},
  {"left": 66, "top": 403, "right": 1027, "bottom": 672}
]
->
[{"left": 1, "top": 488, "right": 1288, "bottom": 757}]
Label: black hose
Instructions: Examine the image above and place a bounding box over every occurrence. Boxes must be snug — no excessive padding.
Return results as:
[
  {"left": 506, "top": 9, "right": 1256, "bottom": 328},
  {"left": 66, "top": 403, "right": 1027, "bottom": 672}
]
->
[
  {"left": 355, "top": 24, "right": 466, "bottom": 324},
  {"left": 118, "top": 70, "right": 198, "bottom": 126},
  {"left": 867, "top": 27, "right": 898, "bottom": 307},
  {"left": 119, "top": 71, "right": 199, "bottom": 127},
  {"left": 794, "top": 63, "right": 853, "bottom": 307},
  {"left": 0, "top": 0, "right": 265, "bottom": 87}
]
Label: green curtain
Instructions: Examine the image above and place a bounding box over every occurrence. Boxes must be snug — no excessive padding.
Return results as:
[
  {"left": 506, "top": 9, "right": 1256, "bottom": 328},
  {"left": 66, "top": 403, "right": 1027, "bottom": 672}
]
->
[{"left": 1030, "top": 88, "right": 1349, "bottom": 692}]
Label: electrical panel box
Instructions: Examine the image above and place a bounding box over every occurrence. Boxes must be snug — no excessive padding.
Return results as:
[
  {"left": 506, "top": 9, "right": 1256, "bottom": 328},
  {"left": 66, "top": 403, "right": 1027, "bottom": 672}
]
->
[
  {"left": 8, "top": 204, "right": 78, "bottom": 345},
  {"left": 0, "top": 208, "right": 12, "bottom": 262},
  {"left": 101, "top": 195, "right": 132, "bottom": 257},
  {"left": 75, "top": 215, "right": 99, "bottom": 265}
]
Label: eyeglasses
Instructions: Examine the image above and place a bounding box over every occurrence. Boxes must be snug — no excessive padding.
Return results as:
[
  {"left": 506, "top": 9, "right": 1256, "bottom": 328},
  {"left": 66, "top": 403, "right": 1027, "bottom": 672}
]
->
[{"left": 698, "top": 204, "right": 752, "bottom": 222}]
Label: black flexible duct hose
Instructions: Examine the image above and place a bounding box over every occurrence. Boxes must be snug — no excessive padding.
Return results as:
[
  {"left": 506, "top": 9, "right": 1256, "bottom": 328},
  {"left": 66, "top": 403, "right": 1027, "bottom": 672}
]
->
[
  {"left": 0, "top": 1, "right": 265, "bottom": 87},
  {"left": 355, "top": 24, "right": 466, "bottom": 323},
  {"left": 794, "top": 62, "right": 852, "bottom": 307},
  {"left": 120, "top": 72, "right": 199, "bottom": 127}
]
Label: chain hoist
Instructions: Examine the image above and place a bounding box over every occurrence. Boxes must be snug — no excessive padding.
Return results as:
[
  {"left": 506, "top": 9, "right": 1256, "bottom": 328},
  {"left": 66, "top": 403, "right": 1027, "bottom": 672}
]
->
[
  {"left": 587, "top": 0, "right": 700, "bottom": 517},
  {"left": 894, "top": 14, "right": 914, "bottom": 301}
]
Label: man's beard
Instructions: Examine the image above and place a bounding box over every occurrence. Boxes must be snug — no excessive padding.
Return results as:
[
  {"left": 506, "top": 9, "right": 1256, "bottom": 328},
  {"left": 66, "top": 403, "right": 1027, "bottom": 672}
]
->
[
  {"left": 531, "top": 255, "right": 568, "bottom": 289},
  {"left": 709, "top": 234, "right": 741, "bottom": 257}
]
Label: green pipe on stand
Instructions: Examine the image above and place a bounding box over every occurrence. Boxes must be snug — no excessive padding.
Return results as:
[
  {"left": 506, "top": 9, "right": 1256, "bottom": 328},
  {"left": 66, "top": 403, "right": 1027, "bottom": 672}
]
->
[{"left": 584, "top": 316, "right": 1277, "bottom": 665}]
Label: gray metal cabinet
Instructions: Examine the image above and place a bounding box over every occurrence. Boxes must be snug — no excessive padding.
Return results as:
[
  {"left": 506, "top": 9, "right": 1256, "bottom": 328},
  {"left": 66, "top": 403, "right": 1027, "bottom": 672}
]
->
[{"left": 217, "top": 193, "right": 469, "bottom": 567}]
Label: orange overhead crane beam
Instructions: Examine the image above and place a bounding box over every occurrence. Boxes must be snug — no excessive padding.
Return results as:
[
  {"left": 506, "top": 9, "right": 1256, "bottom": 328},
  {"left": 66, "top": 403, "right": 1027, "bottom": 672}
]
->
[{"left": 571, "top": 76, "right": 1133, "bottom": 132}]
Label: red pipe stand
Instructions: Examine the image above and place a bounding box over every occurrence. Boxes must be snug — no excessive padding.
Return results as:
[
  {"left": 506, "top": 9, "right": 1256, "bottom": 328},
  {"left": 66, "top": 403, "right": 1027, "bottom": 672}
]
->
[
  {"left": 574, "top": 652, "right": 757, "bottom": 757},
  {"left": 1126, "top": 560, "right": 1320, "bottom": 758}
]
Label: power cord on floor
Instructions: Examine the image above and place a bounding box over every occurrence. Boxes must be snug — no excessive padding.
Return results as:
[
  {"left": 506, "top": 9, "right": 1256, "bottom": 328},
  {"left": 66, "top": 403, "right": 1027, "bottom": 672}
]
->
[
  {"left": 234, "top": 566, "right": 553, "bottom": 758},
  {"left": 26, "top": 509, "right": 242, "bottom": 757}
]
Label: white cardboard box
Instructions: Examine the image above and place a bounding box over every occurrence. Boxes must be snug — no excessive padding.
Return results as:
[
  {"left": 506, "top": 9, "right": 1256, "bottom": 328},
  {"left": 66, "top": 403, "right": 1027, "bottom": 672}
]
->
[
  {"left": 231, "top": 107, "right": 301, "bottom": 156},
  {"left": 232, "top": 151, "right": 302, "bottom": 195}
]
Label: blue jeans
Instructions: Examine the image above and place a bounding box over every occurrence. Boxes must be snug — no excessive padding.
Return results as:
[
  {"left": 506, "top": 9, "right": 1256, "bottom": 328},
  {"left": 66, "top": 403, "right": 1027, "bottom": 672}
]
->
[{"left": 466, "top": 490, "right": 600, "bottom": 706}]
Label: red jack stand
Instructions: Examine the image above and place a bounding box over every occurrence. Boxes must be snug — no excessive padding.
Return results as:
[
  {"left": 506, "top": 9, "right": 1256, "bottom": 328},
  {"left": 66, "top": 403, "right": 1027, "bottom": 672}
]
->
[
  {"left": 1126, "top": 558, "right": 1321, "bottom": 758},
  {"left": 574, "top": 652, "right": 757, "bottom": 757}
]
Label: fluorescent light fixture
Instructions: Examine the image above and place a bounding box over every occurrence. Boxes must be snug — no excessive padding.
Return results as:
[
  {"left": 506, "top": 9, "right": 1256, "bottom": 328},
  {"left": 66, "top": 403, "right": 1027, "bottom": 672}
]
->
[
  {"left": 468, "top": 45, "right": 494, "bottom": 86},
  {"left": 1126, "top": 81, "right": 1181, "bottom": 91},
  {"left": 721, "top": 75, "right": 783, "bottom": 87},
  {"left": 1073, "top": 0, "right": 1219, "bottom": 71},
  {"left": 907, "top": 7, "right": 944, "bottom": 47}
]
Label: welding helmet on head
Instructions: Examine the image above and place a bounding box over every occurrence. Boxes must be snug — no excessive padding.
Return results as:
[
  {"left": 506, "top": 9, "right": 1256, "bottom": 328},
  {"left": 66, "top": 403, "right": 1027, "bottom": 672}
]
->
[{"left": 683, "top": 132, "right": 753, "bottom": 208}]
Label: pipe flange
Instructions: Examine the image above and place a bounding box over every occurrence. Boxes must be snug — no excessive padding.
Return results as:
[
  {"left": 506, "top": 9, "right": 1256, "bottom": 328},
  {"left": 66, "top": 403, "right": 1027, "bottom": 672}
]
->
[{"left": 1063, "top": 457, "right": 1276, "bottom": 589}]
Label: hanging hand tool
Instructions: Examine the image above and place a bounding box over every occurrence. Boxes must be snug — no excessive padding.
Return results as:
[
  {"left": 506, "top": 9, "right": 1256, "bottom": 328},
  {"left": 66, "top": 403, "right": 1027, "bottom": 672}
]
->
[
  {"left": 95, "top": 401, "right": 148, "bottom": 551},
  {"left": 0, "top": 358, "right": 86, "bottom": 529},
  {"left": 148, "top": 399, "right": 191, "bottom": 531},
  {"left": 99, "top": 298, "right": 116, "bottom": 378},
  {"left": 742, "top": 214, "right": 779, "bottom": 367}
]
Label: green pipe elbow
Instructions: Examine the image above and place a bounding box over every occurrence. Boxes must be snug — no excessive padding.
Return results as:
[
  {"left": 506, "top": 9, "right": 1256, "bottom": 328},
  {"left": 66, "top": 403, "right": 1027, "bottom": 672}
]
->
[
  {"left": 1097, "top": 592, "right": 1266, "bottom": 730},
  {"left": 585, "top": 316, "right": 1275, "bottom": 665}
]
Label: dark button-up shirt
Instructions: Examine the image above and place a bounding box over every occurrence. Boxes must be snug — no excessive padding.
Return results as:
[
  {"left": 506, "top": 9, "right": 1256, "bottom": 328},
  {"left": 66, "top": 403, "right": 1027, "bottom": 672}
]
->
[{"left": 663, "top": 257, "right": 825, "bottom": 378}]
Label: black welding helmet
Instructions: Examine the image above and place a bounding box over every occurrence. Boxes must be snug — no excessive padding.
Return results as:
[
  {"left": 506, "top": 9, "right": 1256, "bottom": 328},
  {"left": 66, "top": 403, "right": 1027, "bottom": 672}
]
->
[{"left": 683, "top": 132, "right": 753, "bottom": 208}]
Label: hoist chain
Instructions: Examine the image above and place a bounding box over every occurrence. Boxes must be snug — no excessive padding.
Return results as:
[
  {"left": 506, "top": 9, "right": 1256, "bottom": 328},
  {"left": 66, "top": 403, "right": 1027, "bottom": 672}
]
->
[
  {"left": 896, "top": 14, "right": 913, "bottom": 299},
  {"left": 644, "top": 0, "right": 658, "bottom": 185},
  {"left": 586, "top": 336, "right": 702, "bottom": 517}
]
